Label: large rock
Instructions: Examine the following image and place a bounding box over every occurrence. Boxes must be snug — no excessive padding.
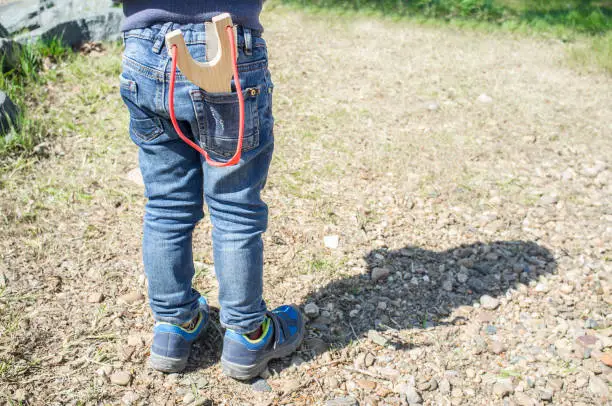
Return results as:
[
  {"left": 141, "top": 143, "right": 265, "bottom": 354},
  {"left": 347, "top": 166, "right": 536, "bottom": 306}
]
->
[
  {"left": 0, "top": 38, "right": 22, "bottom": 71},
  {"left": 16, "top": 10, "right": 123, "bottom": 47},
  {"left": 0, "top": 23, "right": 9, "bottom": 37},
  {"left": 1, "top": 0, "right": 123, "bottom": 47},
  {"left": 0, "top": 0, "right": 41, "bottom": 35},
  {"left": 0, "top": 91, "right": 20, "bottom": 135}
]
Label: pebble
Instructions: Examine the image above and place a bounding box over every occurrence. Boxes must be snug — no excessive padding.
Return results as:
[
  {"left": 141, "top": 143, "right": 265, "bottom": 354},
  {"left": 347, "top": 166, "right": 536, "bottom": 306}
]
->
[
  {"left": 480, "top": 295, "right": 500, "bottom": 310},
  {"left": 118, "top": 292, "right": 144, "bottom": 304},
  {"left": 493, "top": 381, "right": 514, "bottom": 397},
  {"left": 109, "top": 370, "right": 131, "bottom": 386},
  {"left": 439, "top": 378, "right": 451, "bottom": 394},
  {"left": 357, "top": 379, "right": 377, "bottom": 390},
  {"left": 539, "top": 389, "right": 554, "bottom": 402},
  {"left": 371, "top": 267, "right": 391, "bottom": 283},
  {"left": 326, "top": 397, "right": 358, "bottom": 406},
  {"left": 490, "top": 340, "right": 507, "bottom": 354},
  {"left": 368, "top": 330, "right": 389, "bottom": 346},
  {"left": 87, "top": 292, "right": 104, "bottom": 303},
  {"left": 126, "top": 167, "right": 144, "bottom": 186},
  {"left": 127, "top": 335, "right": 143, "bottom": 347},
  {"left": 121, "top": 391, "right": 139, "bottom": 405},
  {"left": 442, "top": 279, "right": 453, "bottom": 292},
  {"left": 477, "top": 93, "right": 493, "bottom": 104},
  {"left": 305, "top": 337, "right": 328, "bottom": 355},
  {"left": 304, "top": 303, "right": 320, "bottom": 318},
  {"left": 251, "top": 378, "right": 272, "bottom": 392},
  {"left": 183, "top": 392, "right": 195, "bottom": 404},
  {"left": 600, "top": 352, "right": 612, "bottom": 367},
  {"left": 365, "top": 352, "right": 375, "bottom": 367},
  {"left": 324, "top": 235, "right": 339, "bottom": 249},
  {"left": 514, "top": 392, "right": 537, "bottom": 406},
  {"left": 588, "top": 376, "right": 609, "bottom": 398},
  {"left": 535, "top": 283, "right": 549, "bottom": 293}
]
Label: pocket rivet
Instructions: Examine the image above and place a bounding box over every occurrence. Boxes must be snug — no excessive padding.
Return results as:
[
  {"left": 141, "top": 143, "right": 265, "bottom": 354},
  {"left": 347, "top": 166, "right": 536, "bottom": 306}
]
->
[{"left": 249, "top": 88, "right": 258, "bottom": 97}]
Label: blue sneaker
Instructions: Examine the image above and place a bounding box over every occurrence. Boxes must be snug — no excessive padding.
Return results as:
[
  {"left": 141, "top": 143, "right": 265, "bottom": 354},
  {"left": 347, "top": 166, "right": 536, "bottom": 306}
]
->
[
  {"left": 221, "top": 304, "right": 305, "bottom": 380},
  {"left": 148, "top": 296, "right": 209, "bottom": 373}
]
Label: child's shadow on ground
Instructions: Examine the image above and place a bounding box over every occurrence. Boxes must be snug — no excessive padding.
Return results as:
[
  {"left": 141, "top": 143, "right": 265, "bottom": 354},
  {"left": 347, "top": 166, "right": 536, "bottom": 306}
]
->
[
  {"left": 187, "top": 240, "right": 556, "bottom": 380},
  {"left": 282, "top": 240, "right": 556, "bottom": 369}
]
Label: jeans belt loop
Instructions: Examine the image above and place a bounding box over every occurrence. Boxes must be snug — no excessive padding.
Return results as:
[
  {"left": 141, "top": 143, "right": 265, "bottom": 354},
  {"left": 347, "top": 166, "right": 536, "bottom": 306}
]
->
[
  {"left": 152, "top": 22, "right": 174, "bottom": 54},
  {"left": 243, "top": 26, "right": 253, "bottom": 56}
]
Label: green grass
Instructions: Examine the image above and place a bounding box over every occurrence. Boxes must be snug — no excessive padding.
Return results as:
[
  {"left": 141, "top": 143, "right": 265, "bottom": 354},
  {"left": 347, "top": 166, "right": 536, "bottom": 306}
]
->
[
  {"left": 568, "top": 30, "right": 612, "bottom": 71},
  {"left": 275, "top": 0, "right": 611, "bottom": 34},
  {"left": 0, "top": 38, "right": 73, "bottom": 160}
]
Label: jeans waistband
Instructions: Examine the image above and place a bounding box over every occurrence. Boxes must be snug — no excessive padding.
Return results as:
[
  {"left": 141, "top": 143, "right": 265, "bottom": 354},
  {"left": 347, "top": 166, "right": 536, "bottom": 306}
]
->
[{"left": 123, "top": 22, "right": 261, "bottom": 54}]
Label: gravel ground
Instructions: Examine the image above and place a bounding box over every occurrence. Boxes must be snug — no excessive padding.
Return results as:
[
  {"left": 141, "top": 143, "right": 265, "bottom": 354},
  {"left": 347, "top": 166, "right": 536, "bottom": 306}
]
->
[{"left": 0, "top": 6, "right": 610, "bottom": 406}]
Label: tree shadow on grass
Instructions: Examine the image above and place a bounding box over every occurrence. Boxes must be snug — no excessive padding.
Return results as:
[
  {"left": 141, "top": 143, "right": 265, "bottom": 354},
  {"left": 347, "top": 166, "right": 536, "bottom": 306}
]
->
[{"left": 292, "top": 240, "right": 556, "bottom": 363}]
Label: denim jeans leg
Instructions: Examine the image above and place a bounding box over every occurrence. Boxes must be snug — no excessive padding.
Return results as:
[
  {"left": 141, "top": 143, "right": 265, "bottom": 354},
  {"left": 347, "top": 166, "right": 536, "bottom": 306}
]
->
[
  {"left": 203, "top": 139, "right": 274, "bottom": 334},
  {"left": 139, "top": 130, "right": 205, "bottom": 325}
]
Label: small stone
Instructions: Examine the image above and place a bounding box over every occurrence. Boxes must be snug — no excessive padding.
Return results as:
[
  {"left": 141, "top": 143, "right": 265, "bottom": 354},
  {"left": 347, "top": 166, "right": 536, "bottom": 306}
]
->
[
  {"left": 13, "top": 389, "right": 26, "bottom": 402},
  {"left": 121, "top": 391, "right": 139, "bottom": 405},
  {"left": 426, "top": 101, "right": 439, "bottom": 111},
  {"left": 480, "top": 295, "right": 500, "bottom": 310},
  {"left": 290, "top": 354, "right": 305, "bottom": 366},
  {"left": 404, "top": 386, "right": 422, "bottom": 405},
  {"left": 539, "top": 389, "right": 553, "bottom": 402},
  {"left": 439, "top": 379, "right": 451, "bottom": 394},
  {"left": 325, "top": 397, "right": 358, "bottom": 406},
  {"left": 365, "top": 352, "right": 375, "bottom": 367},
  {"left": 600, "top": 352, "right": 612, "bottom": 367},
  {"left": 88, "top": 292, "right": 104, "bottom": 303},
  {"left": 126, "top": 167, "right": 144, "bottom": 187},
  {"left": 538, "top": 195, "right": 558, "bottom": 206},
  {"left": 118, "top": 292, "right": 144, "bottom": 304},
  {"left": 589, "top": 376, "right": 609, "bottom": 398},
  {"left": 304, "top": 303, "right": 320, "bottom": 319},
  {"left": 305, "top": 337, "right": 328, "bottom": 355},
  {"left": 442, "top": 279, "right": 453, "bottom": 292},
  {"left": 324, "top": 235, "right": 339, "bottom": 249},
  {"left": 357, "top": 379, "right": 377, "bottom": 390},
  {"left": 110, "top": 370, "right": 131, "bottom": 386},
  {"left": 377, "top": 301, "right": 387, "bottom": 310},
  {"left": 466, "top": 368, "right": 476, "bottom": 379},
  {"left": 477, "top": 93, "right": 493, "bottom": 104},
  {"left": 368, "top": 330, "right": 389, "bottom": 346},
  {"left": 127, "top": 335, "right": 143, "bottom": 347},
  {"left": 576, "top": 335, "right": 598, "bottom": 348},
  {"left": 279, "top": 378, "right": 300, "bottom": 395},
  {"left": 493, "top": 381, "right": 514, "bottom": 397},
  {"left": 585, "top": 319, "right": 598, "bottom": 329},
  {"left": 182, "top": 392, "right": 195, "bottom": 404},
  {"left": 514, "top": 392, "right": 537, "bottom": 406},
  {"left": 534, "top": 283, "right": 549, "bottom": 293},
  {"left": 251, "top": 378, "right": 272, "bottom": 392},
  {"left": 354, "top": 352, "right": 367, "bottom": 369},
  {"left": 457, "top": 272, "right": 469, "bottom": 283},
  {"left": 490, "top": 340, "right": 506, "bottom": 354},
  {"left": 371, "top": 267, "right": 391, "bottom": 283}
]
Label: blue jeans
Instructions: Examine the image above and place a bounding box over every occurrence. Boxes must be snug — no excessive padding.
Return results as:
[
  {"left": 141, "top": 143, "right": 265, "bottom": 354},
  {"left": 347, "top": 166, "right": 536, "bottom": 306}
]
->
[{"left": 120, "top": 23, "right": 274, "bottom": 334}]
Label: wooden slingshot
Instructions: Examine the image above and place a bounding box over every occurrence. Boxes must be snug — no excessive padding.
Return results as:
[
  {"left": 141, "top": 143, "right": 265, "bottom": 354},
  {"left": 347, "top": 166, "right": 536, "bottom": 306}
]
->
[
  {"left": 165, "top": 13, "right": 236, "bottom": 93},
  {"left": 164, "top": 13, "right": 246, "bottom": 167}
]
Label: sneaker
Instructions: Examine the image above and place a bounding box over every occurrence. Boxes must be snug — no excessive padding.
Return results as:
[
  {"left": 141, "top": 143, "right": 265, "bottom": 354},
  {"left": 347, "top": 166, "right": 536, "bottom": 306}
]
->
[
  {"left": 221, "top": 304, "right": 305, "bottom": 380},
  {"left": 149, "top": 296, "right": 209, "bottom": 373}
]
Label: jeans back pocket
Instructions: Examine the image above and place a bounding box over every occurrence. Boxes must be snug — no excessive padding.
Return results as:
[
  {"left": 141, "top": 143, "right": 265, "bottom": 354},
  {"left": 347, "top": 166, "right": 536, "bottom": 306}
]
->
[
  {"left": 190, "top": 85, "right": 261, "bottom": 158},
  {"left": 120, "top": 73, "right": 165, "bottom": 143}
]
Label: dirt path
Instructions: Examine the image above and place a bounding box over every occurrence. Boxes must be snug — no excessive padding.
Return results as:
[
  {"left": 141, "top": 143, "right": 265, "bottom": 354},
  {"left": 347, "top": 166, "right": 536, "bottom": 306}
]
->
[{"left": 1, "top": 7, "right": 610, "bottom": 405}]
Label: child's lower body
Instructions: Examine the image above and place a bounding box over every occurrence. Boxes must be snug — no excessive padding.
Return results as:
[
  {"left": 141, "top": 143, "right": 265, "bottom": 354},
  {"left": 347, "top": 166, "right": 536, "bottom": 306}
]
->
[{"left": 120, "top": 22, "right": 303, "bottom": 379}]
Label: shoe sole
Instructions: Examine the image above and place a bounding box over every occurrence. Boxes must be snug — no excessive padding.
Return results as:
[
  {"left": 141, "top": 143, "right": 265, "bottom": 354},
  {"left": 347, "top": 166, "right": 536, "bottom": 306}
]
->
[
  {"left": 220, "top": 318, "right": 305, "bottom": 380},
  {"left": 149, "top": 351, "right": 190, "bottom": 373}
]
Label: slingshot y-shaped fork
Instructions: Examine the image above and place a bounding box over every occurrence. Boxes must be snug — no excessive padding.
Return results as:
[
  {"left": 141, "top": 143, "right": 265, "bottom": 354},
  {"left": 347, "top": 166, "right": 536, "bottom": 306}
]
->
[{"left": 165, "top": 13, "right": 245, "bottom": 167}]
